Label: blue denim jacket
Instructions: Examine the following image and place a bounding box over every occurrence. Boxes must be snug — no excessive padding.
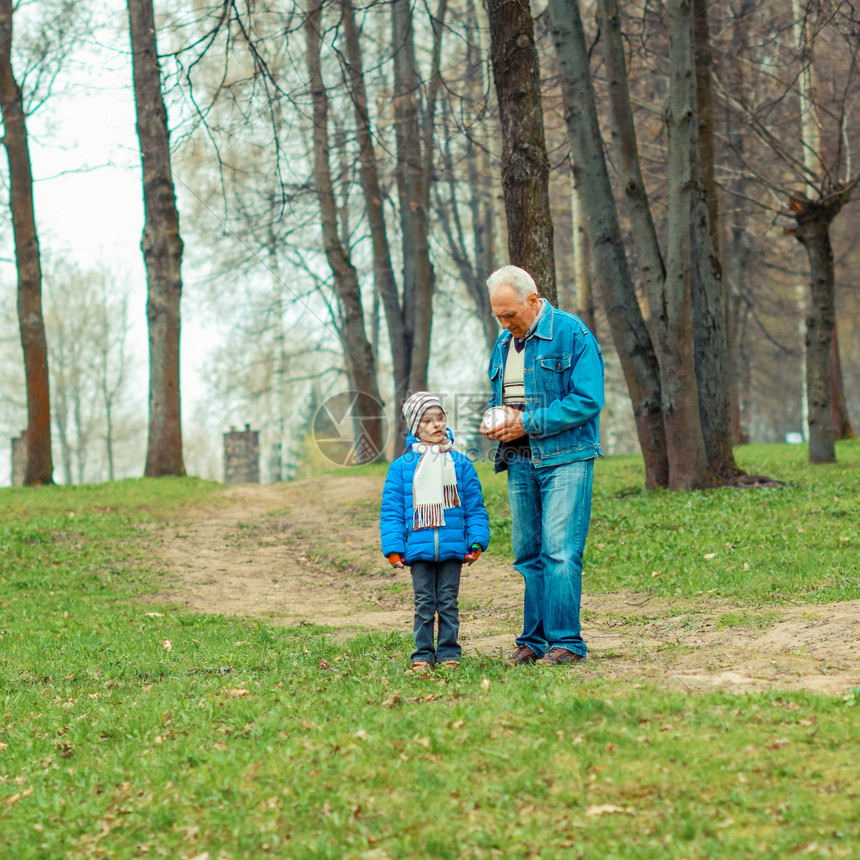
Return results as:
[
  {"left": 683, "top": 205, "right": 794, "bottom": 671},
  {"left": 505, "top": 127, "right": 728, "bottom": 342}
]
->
[{"left": 488, "top": 302, "right": 604, "bottom": 471}]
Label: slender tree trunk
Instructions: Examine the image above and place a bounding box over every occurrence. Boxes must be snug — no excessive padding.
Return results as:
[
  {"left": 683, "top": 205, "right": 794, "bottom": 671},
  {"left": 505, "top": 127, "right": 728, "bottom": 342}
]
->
[
  {"left": 829, "top": 329, "right": 854, "bottom": 439},
  {"left": 548, "top": 0, "right": 668, "bottom": 488},
  {"left": 268, "top": 230, "right": 286, "bottom": 483},
  {"left": 56, "top": 387, "right": 73, "bottom": 484},
  {"left": 128, "top": 0, "right": 185, "bottom": 477},
  {"left": 435, "top": 105, "right": 498, "bottom": 355},
  {"left": 466, "top": 138, "right": 500, "bottom": 353},
  {"left": 569, "top": 171, "right": 595, "bottom": 333},
  {"left": 486, "top": 0, "right": 556, "bottom": 304},
  {"left": 662, "top": 0, "right": 710, "bottom": 489},
  {"left": 307, "top": 0, "right": 384, "bottom": 463},
  {"left": 0, "top": 0, "right": 52, "bottom": 485},
  {"left": 724, "top": 0, "right": 754, "bottom": 445}
]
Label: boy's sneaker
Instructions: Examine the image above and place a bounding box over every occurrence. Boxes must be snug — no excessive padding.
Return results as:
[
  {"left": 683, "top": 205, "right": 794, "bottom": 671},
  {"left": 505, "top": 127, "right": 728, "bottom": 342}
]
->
[
  {"left": 439, "top": 660, "right": 460, "bottom": 671},
  {"left": 411, "top": 661, "right": 433, "bottom": 674}
]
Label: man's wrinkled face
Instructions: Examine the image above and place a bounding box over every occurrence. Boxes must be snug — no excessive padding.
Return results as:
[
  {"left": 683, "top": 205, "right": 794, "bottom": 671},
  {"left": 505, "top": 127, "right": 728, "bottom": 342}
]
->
[{"left": 490, "top": 284, "right": 541, "bottom": 339}]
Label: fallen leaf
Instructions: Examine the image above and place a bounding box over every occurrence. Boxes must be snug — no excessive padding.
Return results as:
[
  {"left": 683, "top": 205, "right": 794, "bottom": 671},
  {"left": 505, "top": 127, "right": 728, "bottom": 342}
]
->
[
  {"left": 0, "top": 742, "right": 7, "bottom": 752},
  {"left": 703, "top": 553, "right": 717, "bottom": 560},
  {"left": 318, "top": 659, "right": 332, "bottom": 670},
  {"left": 161, "top": 639, "right": 172, "bottom": 652},
  {"left": 585, "top": 804, "right": 635, "bottom": 817},
  {"left": 226, "top": 689, "right": 250, "bottom": 698},
  {"left": 767, "top": 737, "right": 790, "bottom": 749},
  {"left": 651, "top": 570, "right": 661, "bottom": 577},
  {"left": 145, "top": 612, "right": 163, "bottom": 617},
  {"left": 4, "top": 787, "right": 33, "bottom": 805},
  {"left": 414, "top": 736, "right": 430, "bottom": 747},
  {"left": 743, "top": 562, "right": 750, "bottom": 571},
  {"left": 355, "top": 729, "right": 369, "bottom": 740},
  {"left": 481, "top": 678, "right": 491, "bottom": 690}
]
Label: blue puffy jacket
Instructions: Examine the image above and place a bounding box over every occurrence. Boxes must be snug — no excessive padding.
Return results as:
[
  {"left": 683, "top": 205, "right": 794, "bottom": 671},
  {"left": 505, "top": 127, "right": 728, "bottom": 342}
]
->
[{"left": 380, "top": 432, "right": 491, "bottom": 564}]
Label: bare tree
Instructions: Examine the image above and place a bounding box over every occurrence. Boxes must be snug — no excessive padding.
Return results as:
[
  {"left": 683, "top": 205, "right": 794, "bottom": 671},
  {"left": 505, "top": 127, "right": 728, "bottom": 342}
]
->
[
  {"left": 128, "top": 0, "right": 185, "bottom": 477},
  {"left": 0, "top": 0, "right": 52, "bottom": 485}
]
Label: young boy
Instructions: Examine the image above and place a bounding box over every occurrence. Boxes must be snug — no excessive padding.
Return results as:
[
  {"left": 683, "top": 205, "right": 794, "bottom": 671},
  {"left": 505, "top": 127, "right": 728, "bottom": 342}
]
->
[{"left": 380, "top": 392, "right": 490, "bottom": 672}]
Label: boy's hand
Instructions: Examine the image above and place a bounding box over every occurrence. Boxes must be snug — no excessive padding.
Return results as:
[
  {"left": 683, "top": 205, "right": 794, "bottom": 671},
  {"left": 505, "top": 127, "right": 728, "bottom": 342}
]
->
[
  {"left": 464, "top": 545, "right": 482, "bottom": 566},
  {"left": 388, "top": 552, "right": 405, "bottom": 569}
]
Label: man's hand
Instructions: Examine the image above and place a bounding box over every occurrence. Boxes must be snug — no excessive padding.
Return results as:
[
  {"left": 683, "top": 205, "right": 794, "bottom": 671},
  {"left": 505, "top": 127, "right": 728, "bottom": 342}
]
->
[
  {"left": 480, "top": 406, "right": 527, "bottom": 442},
  {"left": 387, "top": 552, "right": 405, "bottom": 569}
]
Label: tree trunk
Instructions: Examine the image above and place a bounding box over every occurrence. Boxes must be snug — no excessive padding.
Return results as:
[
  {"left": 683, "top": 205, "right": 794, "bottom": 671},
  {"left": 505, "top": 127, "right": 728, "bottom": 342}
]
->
[
  {"left": 128, "top": 0, "right": 185, "bottom": 477},
  {"left": 689, "top": 0, "right": 740, "bottom": 478},
  {"left": 434, "top": 105, "right": 499, "bottom": 355},
  {"left": 597, "top": 0, "right": 666, "bottom": 308},
  {"left": 486, "top": 0, "right": 556, "bottom": 304},
  {"left": 548, "top": 0, "right": 668, "bottom": 488},
  {"left": 392, "top": 0, "right": 435, "bottom": 395},
  {"left": 0, "top": 0, "right": 53, "bottom": 486},
  {"left": 307, "top": 0, "right": 384, "bottom": 463},
  {"left": 569, "top": 170, "right": 595, "bottom": 333},
  {"left": 662, "top": 0, "right": 710, "bottom": 489},
  {"left": 792, "top": 203, "right": 839, "bottom": 463},
  {"left": 724, "top": 0, "right": 755, "bottom": 445}
]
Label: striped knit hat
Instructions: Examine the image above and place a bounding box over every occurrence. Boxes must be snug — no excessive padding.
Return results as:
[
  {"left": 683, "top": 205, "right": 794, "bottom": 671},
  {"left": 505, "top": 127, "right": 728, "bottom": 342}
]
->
[{"left": 402, "top": 391, "right": 446, "bottom": 437}]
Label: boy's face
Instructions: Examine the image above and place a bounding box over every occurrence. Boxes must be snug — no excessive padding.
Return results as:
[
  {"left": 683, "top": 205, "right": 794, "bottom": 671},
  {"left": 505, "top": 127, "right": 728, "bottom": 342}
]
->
[{"left": 417, "top": 407, "right": 447, "bottom": 443}]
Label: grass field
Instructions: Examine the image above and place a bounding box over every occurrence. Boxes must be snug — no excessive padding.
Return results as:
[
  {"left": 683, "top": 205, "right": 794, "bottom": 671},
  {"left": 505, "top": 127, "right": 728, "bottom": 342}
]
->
[{"left": 1, "top": 444, "right": 859, "bottom": 858}]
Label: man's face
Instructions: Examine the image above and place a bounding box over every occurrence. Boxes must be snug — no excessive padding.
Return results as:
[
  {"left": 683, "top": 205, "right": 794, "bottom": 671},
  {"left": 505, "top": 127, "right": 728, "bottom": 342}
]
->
[
  {"left": 416, "top": 406, "right": 447, "bottom": 443},
  {"left": 490, "top": 285, "right": 541, "bottom": 339}
]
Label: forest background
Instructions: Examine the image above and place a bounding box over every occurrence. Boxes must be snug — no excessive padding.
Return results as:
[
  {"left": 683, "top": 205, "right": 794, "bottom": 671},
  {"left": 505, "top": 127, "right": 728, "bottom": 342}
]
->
[{"left": 1, "top": 0, "right": 858, "bottom": 488}]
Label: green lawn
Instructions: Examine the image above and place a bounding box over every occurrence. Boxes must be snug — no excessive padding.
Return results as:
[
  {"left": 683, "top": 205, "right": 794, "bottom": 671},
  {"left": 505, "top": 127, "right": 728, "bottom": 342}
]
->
[
  {"left": 479, "top": 439, "right": 860, "bottom": 604},
  {"left": 1, "top": 447, "right": 858, "bottom": 858}
]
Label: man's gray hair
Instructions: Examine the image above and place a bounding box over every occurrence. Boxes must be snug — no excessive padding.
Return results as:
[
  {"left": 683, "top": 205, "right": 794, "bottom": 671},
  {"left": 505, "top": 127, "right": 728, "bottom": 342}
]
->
[{"left": 486, "top": 265, "right": 538, "bottom": 301}]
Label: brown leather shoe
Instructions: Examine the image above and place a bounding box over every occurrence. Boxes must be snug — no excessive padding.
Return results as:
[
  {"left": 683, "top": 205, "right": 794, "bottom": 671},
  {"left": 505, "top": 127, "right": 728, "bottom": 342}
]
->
[
  {"left": 505, "top": 644, "right": 539, "bottom": 667},
  {"left": 535, "top": 647, "right": 585, "bottom": 665}
]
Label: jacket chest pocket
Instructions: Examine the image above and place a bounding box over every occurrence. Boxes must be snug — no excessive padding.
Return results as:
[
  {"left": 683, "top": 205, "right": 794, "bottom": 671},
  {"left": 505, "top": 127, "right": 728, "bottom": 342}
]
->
[{"left": 537, "top": 354, "right": 571, "bottom": 398}]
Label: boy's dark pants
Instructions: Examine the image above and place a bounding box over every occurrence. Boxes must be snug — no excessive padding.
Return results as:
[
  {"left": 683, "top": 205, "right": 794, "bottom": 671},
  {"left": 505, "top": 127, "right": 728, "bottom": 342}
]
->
[{"left": 410, "top": 560, "right": 462, "bottom": 664}]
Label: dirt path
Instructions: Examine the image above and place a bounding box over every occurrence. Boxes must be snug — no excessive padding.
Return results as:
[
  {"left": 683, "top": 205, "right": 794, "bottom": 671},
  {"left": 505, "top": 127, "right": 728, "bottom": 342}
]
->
[{"left": 147, "top": 477, "right": 860, "bottom": 695}]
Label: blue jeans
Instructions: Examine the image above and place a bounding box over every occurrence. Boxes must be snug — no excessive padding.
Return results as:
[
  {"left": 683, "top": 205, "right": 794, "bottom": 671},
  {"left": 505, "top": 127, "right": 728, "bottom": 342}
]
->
[
  {"left": 410, "top": 560, "right": 462, "bottom": 664},
  {"left": 507, "top": 456, "right": 594, "bottom": 658}
]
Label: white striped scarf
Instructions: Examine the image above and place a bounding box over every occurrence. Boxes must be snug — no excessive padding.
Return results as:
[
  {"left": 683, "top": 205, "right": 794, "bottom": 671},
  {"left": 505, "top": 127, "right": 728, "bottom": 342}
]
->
[{"left": 410, "top": 440, "right": 460, "bottom": 529}]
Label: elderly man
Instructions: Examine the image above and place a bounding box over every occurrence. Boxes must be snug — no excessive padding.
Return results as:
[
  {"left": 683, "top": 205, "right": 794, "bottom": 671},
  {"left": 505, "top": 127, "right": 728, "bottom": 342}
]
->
[{"left": 481, "top": 265, "right": 604, "bottom": 665}]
